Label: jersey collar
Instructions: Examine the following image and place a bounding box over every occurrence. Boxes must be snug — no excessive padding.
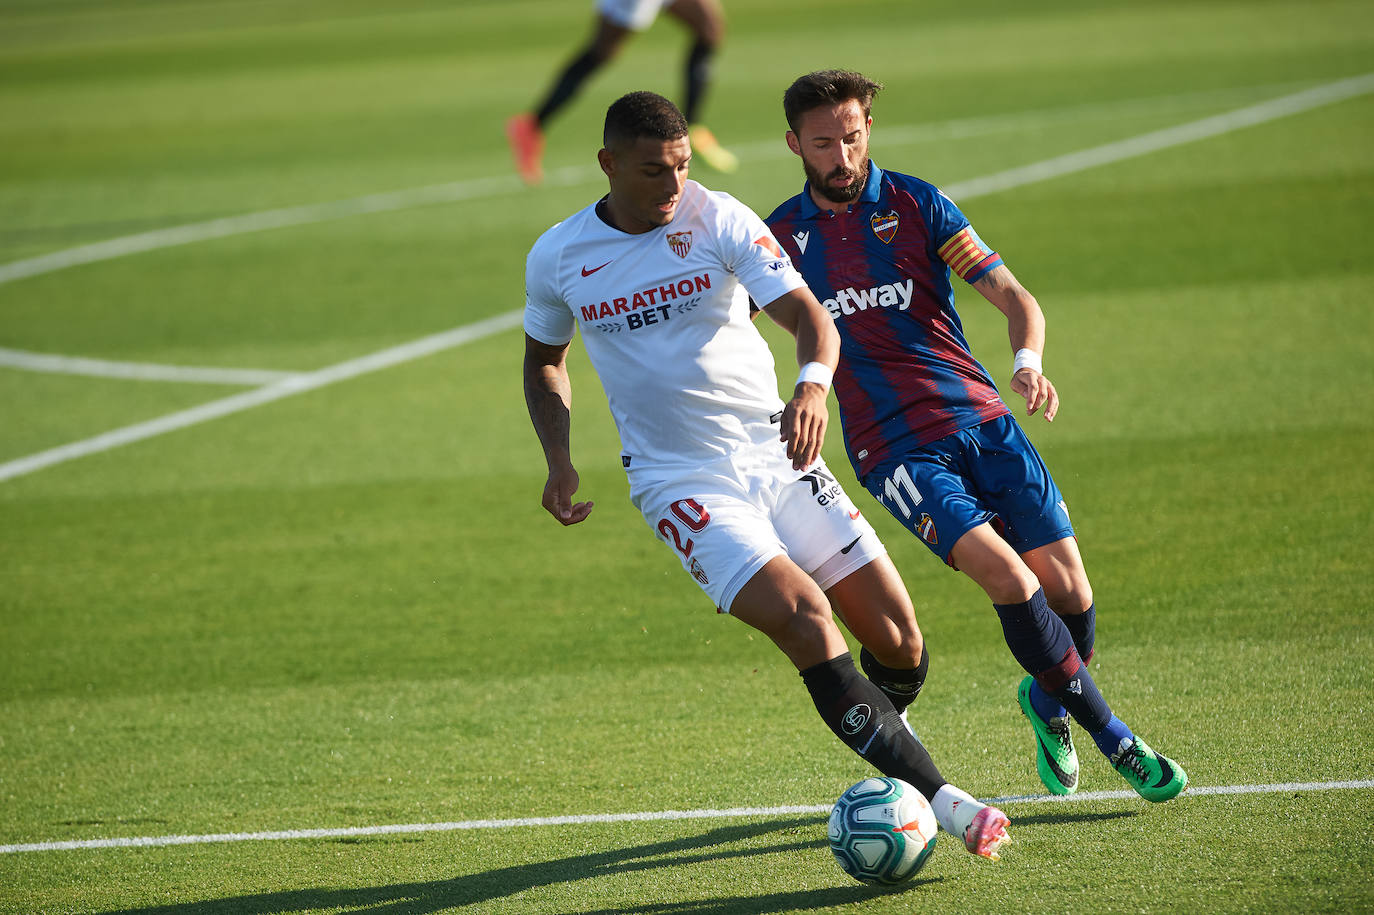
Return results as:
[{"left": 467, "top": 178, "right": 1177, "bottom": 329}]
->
[{"left": 799, "top": 160, "right": 885, "bottom": 218}]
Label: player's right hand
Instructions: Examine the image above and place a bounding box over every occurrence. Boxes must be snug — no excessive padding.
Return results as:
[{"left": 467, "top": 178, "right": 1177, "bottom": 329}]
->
[
  {"left": 781, "top": 382, "right": 829, "bottom": 470},
  {"left": 542, "top": 464, "right": 594, "bottom": 526},
  {"left": 1011, "top": 368, "right": 1059, "bottom": 422}
]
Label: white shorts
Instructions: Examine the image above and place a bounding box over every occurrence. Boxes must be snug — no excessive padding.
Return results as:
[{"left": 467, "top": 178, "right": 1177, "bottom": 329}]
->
[
  {"left": 597, "top": 0, "right": 672, "bottom": 30},
  {"left": 631, "top": 454, "right": 886, "bottom": 613}
]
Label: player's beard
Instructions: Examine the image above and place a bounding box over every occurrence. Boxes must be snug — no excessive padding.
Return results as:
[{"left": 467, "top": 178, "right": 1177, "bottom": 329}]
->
[{"left": 805, "top": 156, "right": 869, "bottom": 205}]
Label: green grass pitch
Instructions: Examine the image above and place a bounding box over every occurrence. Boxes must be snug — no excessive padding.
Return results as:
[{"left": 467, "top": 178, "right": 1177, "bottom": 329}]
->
[{"left": 1, "top": 0, "right": 1372, "bottom": 912}]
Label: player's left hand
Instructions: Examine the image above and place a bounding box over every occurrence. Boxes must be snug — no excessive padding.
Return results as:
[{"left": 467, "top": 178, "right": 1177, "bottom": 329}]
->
[
  {"left": 782, "top": 382, "right": 829, "bottom": 470},
  {"left": 1011, "top": 368, "right": 1059, "bottom": 422}
]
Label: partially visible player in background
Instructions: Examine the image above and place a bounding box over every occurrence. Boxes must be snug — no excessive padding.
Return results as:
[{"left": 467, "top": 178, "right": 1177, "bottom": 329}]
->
[
  {"left": 522, "top": 90, "right": 1009, "bottom": 858},
  {"left": 505, "top": 0, "right": 737, "bottom": 185},
  {"left": 764, "top": 69, "right": 1187, "bottom": 802}
]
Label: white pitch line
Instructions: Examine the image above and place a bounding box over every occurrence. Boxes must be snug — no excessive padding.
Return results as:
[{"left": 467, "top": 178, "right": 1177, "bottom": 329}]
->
[
  {"left": 2, "top": 779, "right": 1370, "bottom": 855},
  {"left": 0, "top": 347, "right": 302, "bottom": 385},
  {"left": 942, "top": 72, "right": 1374, "bottom": 201},
  {"left": 0, "top": 311, "right": 523, "bottom": 483},
  {"left": 0, "top": 175, "right": 520, "bottom": 288},
  {"left": 1, "top": 73, "right": 1370, "bottom": 484}
]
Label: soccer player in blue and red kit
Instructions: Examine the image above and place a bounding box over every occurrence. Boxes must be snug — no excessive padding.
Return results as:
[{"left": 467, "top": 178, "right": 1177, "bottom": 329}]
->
[{"left": 764, "top": 69, "right": 1186, "bottom": 802}]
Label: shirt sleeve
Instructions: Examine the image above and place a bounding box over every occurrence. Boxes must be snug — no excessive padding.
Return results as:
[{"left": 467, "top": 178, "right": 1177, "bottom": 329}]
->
[
  {"left": 930, "top": 189, "right": 1003, "bottom": 284},
  {"left": 712, "top": 192, "right": 807, "bottom": 308},
  {"left": 522, "top": 229, "right": 576, "bottom": 346}
]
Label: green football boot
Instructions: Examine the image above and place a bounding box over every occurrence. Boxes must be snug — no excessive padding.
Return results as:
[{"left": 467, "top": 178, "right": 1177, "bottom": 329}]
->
[
  {"left": 1109, "top": 736, "right": 1188, "bottom": 802},
  {"left": 1017, "top": 676, "right": 1079, "bottom": 795}
]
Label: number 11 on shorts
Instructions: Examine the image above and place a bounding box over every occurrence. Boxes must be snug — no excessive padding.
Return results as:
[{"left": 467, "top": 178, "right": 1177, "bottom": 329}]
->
[{"left": 882, "top": 464, "right": 923, "bottom": 520}]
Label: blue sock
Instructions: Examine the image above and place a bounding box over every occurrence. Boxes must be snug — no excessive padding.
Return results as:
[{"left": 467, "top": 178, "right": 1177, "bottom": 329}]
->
[
  {"left": 1090, "top": 715, "right": 1135, "bottom": 757},
  {"left": 1028, "top": 679, "right": 1067, "bottom": 722}
]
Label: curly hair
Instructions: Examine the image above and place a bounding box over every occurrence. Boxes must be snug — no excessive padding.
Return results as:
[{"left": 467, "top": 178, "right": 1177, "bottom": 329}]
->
[{"left": 603, "top": 91, "right": 689, "bottom": 149}]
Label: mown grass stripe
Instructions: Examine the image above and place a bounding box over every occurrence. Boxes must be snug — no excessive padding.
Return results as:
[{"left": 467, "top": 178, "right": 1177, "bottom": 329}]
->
[
  {"left": 0, "top": 73, "right": 1368, "bottom": 484},
  {"left": 0, "top": 79, "right": 1365, "bottom": 291}
]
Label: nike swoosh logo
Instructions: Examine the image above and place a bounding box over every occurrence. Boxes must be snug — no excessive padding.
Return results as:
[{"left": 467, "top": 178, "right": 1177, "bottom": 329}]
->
[
  {"left": 1152, "top": 757, "right": 1176, "bottom": 789},
  {"left": 581, "top": 261, "right": 612, "bottom": 276},
  {"left": 857, "top": 722, "right": 882, "bottom": 755},
  {"left": 840, "top": 536, "right": 862, "bottom": 555},
  {"left": 1037, "top": 738, "right": 1078, "bottom": 788}
]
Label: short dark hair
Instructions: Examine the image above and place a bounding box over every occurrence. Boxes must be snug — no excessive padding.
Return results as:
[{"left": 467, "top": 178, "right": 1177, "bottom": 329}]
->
[
  {"left": 782, "top": 70, "right": 883, "bottom": 133},
  {"left": 603, "top": 91, "right": 689, "bottom": 149}
]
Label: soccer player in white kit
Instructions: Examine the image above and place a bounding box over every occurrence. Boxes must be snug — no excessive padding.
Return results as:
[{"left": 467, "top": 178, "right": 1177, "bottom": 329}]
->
[{"left": 521, "top": 91, "right": 1010, "bottom": 859}]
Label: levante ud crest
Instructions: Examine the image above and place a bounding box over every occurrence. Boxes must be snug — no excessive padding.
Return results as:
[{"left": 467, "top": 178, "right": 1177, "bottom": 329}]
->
[{"left": 871, "top": 210, "right": 899, "bottom": 244}]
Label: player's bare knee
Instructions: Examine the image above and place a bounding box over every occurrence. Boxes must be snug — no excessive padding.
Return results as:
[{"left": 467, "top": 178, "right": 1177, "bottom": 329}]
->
[
  {"left": 870, "top": 618, "right": 923, "bottom": 668},
  {"left": 1046, "top": 581, "right": 1093, "bottom": 616},
  {"left": 1039, "top": 563, "right": 1093, "bottom": 614},
  {"left": 896, "top": 628, "right": 924, "bottom": 668},
  {"left": 774, "top": 594, "right": 835, "bottom": 657},
  {"left": 979, "top": 565, "right": 1039, "bottom": 605}
]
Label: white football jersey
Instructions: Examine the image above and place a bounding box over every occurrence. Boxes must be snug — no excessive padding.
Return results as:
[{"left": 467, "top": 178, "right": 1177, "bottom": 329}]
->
[{"left": 524, "top": 180, "right": 807, "bottom": 478}]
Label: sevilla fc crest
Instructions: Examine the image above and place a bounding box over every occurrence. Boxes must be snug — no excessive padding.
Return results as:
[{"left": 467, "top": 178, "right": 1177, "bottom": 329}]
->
[
  {"left": 667, "top": 231, "right": 693, "bottom": 258},
  {"left": 690, "top": 557, "right": 709, "bottom": 585},
  {"left": 871, "top": 210, "right": 899, "bottom": 244},
  {"left": 917, "top": 512, "right": 938, "bottom": 545}
]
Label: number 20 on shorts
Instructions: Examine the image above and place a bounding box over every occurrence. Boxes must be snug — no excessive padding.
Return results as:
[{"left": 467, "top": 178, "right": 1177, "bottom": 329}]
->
[{"left": 657, "top": 498, "right": 711, "bottom": 558}]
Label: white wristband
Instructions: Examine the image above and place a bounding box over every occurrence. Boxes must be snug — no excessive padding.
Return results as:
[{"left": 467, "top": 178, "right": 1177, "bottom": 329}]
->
[
  {"left": 796, "top": 361, "right": 833, "bottom": 390},
  {"left": 1012, "top": 348, "right": 1042, "bottom": 376}
]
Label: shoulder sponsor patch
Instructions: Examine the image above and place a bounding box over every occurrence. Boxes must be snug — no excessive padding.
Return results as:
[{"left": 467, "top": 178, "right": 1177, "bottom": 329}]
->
[{"left": 753, "top": 235, "right": 782, "bottom": 257}]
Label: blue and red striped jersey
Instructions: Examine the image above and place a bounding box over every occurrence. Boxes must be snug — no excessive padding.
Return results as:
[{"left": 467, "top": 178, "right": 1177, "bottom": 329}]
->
[{"left": 765, "top": 161, "right": 1011, "bottom": 482}]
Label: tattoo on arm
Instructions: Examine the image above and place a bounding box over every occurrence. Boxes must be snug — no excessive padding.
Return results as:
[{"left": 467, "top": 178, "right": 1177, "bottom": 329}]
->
[{"left": 523, "top": 343, "right": 573, "bottom": 462}]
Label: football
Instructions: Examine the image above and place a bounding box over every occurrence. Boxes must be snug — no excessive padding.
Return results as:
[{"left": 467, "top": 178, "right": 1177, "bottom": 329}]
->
[{"left": 828, "top": 776, "right": 938, "bottom": 885}]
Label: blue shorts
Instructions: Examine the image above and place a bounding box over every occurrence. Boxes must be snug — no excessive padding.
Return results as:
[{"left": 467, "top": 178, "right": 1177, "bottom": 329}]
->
[{"left": 862, "top": 414, "right": 1074, "bottom": 564}]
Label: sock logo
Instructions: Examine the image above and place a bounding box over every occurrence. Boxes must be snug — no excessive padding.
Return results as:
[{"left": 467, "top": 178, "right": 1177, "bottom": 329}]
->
[
  {"left": 841, "top": 703, "right": 872, "bottom": 735},
  {"left": 1066, "top": 678, "right": 1082, "bottom": 695}
]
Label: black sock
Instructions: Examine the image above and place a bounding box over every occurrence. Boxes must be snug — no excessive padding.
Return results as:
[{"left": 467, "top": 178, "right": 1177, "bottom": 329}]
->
[
  {"left": 535, "top": 49, "right": 602, "bottom": 126},
  {"left": 858, "top": 644, "right": 928, "bottom": 715},
  {"left": 1061, "top": 603, "right": 1096, "bottom": 663},
  {"left": 683, "top": 39, "right": 713, "bottom": 125},
  {"left": 1053, "top": 662, "right": 1113, "bottom": 733},
  {"left": 995, "top": 589, "right": 1112, "bottom": 731},
  {"left": 799, "top": 652, "right": 945, "bottom": 799}
]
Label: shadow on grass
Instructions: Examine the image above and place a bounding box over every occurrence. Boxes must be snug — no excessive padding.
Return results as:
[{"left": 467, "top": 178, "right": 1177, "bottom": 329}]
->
[
  {"left": 98, "top": 816, "right": 932, "bottom": 915},
  {"left": 1010, "top": 809, "right": 1136, "bottom": 828}
]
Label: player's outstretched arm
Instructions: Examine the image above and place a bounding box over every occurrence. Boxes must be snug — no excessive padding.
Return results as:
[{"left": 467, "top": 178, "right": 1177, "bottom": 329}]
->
[
  {"left": 523, "top": 334, "right": 594, "bottom": 525},
  {"left": 759, "top": 287, "right": 840, "bottom": 469},
  {"left": 973, "top": 264, "right": 1059, "bottom": 422}
]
